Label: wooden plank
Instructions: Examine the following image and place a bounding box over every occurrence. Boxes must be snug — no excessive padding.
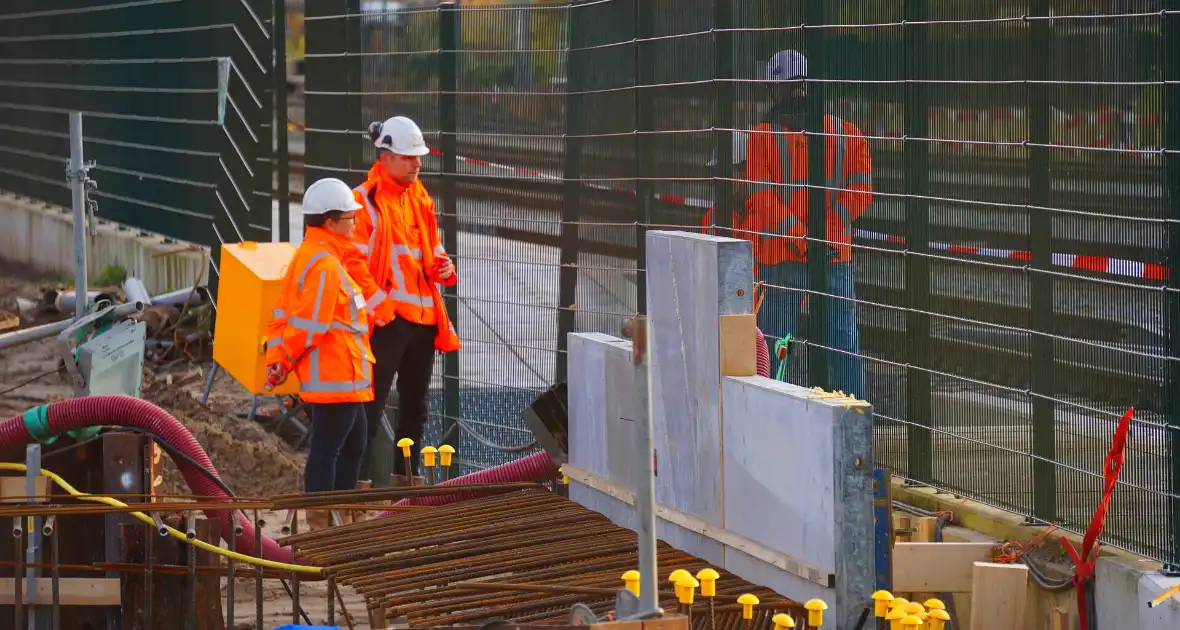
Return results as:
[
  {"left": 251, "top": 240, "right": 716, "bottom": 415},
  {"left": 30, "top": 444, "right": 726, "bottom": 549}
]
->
[
  {"left": 0, "top": 577, "right": 120, "bottom": 606},
  {"left": 564, "top": 464, "right": 833, "bottom": 588},
  {"left": 718, "top": 314, "right": 756, "bottom": 377},
  {"left": 0, "top": 476, "right": 49, "bottom": 503},
  {"left": 892, "top": 542, "right": 997, "bottom": 593},
  {"left": 969, "top": 562, "right": 1028, "bottom": 630},
  {"left": 1049, "top": 608, "right": 1069, "bottom": 630},
  {"left": 912, "top": 517, "right": 939, "bottom": 603}
]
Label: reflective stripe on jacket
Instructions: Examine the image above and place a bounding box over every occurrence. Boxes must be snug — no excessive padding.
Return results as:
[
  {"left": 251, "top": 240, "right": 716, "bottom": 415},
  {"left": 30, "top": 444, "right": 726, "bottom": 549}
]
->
[
  {"left": 351, "top": 163, "right": 461, "bottom": 352},
  {"left": 264, "top": 227, "right": 376, "bottom": 404},
  {"left": 741, "top": 115, "right": 873, "bottom": 265}
]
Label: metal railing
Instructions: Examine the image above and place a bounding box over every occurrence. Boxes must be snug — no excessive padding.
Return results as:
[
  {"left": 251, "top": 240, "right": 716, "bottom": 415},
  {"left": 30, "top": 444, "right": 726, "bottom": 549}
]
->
[
  {"left": 1, "top": 0, "right": 1177, "bottom": 569},
  {"left": 303, "top": 0, "right": 1180, "bottom": 568}
]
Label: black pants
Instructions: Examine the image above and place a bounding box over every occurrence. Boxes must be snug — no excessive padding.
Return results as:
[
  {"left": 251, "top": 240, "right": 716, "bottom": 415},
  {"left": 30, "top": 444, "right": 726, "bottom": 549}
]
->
[
  {"left": 360, "top": 317, "right": 437, "bottom": 480},
  {"left": 304, "top": 401, "right": 367, "bottom": 493}
]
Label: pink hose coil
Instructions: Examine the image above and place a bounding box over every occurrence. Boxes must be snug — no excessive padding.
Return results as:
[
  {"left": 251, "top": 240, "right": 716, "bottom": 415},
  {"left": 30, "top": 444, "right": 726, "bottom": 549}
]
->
[
  {"left": 0, "top": 395, "right": 297, "bottom": 565},
  {"left": 383, "top": 450, "right": 559, "bottom": 511},
  {"left": 755, "top": 326, "right": 770, "bottom": 378}
]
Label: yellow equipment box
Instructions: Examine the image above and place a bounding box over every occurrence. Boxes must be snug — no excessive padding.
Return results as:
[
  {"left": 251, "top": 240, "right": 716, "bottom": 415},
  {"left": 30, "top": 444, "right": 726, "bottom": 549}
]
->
[{"left": 212, "top": 241, "right": 301, "bottom": 396}]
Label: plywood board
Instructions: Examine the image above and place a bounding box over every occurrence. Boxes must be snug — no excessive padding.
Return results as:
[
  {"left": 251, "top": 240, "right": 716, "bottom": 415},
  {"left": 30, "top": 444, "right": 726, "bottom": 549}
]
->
[
  {"left": 892, "top": 542, "right": 997, "bottom": 592},
  {"left": 718, "top": 314, "right": 756, "bottom": 377},
  {"left": 0, "top": 475, "right": 49, "bottom": 503},
  {"left": 969, "top": 562, "right": 1028, "bottom": 630},
  {"left": 0, "top": 577, "right": 120, "bottom": 606}
]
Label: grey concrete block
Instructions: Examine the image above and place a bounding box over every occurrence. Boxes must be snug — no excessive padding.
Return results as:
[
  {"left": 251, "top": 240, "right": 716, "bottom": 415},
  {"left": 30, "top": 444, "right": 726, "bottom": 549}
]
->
[
  {"left": 721, "top": 376, "right": 874, "bottom": 630},
  {"left": 645, "top": 230, "right": 754, "bottom": 528}
]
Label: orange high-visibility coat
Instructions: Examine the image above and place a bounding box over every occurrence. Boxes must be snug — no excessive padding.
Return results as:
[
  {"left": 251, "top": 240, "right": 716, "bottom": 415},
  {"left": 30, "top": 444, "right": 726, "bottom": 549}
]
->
[
  {"left": 264, "top": 227, "right": 377, "bottom": 404},
  {"left": 741, "top": 115, "right": 873, "bottom": 265},
  {"left": 351, "top": 164, "right": 461, "bottom": 352}
]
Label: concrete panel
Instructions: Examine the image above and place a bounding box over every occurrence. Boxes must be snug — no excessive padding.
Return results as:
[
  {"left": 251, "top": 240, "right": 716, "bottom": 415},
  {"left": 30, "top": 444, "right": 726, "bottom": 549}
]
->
[
  {"left": 568, "top": 332, "right": 642, "bottom": 483},
  {"left": 1096, "top": 557, "right": 1180, "bottom": 629},
  {"left": 645, "top": 230, "right": 753, "bottom": 528},
  {"left": 721, "top": 376, "right": 874, "bottom": 630}
]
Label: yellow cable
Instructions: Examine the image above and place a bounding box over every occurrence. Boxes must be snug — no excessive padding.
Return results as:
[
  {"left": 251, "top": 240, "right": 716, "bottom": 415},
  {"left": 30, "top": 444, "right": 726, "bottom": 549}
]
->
[{"left": 0, "top": 463, "right": 322, "bottom": 575}]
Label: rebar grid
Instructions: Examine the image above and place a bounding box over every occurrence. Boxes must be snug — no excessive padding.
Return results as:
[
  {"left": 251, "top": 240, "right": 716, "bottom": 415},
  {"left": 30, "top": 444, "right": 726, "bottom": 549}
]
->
[{"left": 278, "top": 488, "right": 806, "bottom": 627}]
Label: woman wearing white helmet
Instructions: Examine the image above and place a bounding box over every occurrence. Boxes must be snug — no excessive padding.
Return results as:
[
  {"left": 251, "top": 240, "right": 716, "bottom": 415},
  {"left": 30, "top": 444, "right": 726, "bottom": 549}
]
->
[{"left": 263, "top": 177, "right": 389, "bottom": 530}]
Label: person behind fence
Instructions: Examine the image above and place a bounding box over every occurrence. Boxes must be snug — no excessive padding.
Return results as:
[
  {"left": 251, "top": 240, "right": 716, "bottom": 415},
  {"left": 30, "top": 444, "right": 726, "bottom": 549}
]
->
[
  {"left": 699, "top": 130, "right": 751, "bottom": 236},
  {"left": 741, "top": 49, "right": 874, "bottom": 400},
  {"left": 264, "top": 178, "right": 381, "bottom": 531},
  {"left": 350, "top": 115, "right": 460, "bottom": 505}
]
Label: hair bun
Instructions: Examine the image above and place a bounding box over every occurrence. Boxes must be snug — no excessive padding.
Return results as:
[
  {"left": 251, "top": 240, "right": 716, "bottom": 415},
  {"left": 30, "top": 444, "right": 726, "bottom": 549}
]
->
[{"left": 367, "top": 121, "right": 382, "bottom": 142}]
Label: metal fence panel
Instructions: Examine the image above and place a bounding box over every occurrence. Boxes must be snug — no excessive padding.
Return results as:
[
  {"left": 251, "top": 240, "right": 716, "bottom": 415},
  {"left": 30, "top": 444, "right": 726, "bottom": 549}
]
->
[
  {"left": 0, "top": 0, "right": 278, "bottom": 288},
  {"left": 304, "top": 0, "right": 1178, "bottom": 566}
]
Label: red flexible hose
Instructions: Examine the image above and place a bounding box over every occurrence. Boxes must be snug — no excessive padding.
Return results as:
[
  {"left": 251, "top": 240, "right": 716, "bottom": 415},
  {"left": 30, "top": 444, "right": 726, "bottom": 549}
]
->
[
  {"left": 383, "top": 450, "right": 559, "bottom": 511},
  {"left": 755, "top": 326, "right": 770, "bottom": 378},
  {"left": 0, "top": 395, "right": 296, "bottom": 565}
]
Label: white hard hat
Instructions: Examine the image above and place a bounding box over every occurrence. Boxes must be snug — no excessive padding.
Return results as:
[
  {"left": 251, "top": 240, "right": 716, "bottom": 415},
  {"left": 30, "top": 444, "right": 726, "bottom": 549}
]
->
[
  {"left": 765, "top": 49, "right": 808, "bottom": 82},
  {"left": 302, "top": 178, "right": 363, "bottom": 216},
  {"left": 368, "top": 116, "right": 430, "bottom": 157},
  {"left": 706, "top": 131, "right": 748, "bottom": 167}
]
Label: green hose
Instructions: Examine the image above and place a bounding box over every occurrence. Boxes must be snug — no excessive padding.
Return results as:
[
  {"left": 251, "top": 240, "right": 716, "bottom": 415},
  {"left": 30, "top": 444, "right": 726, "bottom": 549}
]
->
[{"left": 774, "top": 335, "right": 792, "bottom": 382}]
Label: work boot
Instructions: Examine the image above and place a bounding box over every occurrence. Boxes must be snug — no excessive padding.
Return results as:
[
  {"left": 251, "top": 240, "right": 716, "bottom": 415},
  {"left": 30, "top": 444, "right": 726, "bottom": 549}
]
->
[{"left": 305, "top": 509, "right": 332, "bottom": 532}]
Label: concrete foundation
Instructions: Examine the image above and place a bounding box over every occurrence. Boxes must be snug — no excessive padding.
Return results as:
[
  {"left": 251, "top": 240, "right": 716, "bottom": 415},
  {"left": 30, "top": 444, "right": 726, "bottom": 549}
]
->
[{"left": 566, "top": 231, "right": 874, "bottom": 629}]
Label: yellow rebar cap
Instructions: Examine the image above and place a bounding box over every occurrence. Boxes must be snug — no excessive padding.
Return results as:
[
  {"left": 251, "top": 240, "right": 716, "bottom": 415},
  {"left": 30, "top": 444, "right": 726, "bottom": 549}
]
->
[{"left": 771, "top": 613, "right": 795, "bottom": 630}]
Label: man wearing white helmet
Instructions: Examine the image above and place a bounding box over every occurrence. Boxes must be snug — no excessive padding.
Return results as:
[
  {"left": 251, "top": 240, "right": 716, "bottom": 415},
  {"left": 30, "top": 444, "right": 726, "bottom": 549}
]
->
[
  {"left": 349, "top": 115, "right": 460, "bottom": 508},
  {"left": 264, "top": 178, "right": 383, "bottom": 530},
  {"left": 700, "top": 130, "right": 751, "bottom": 236},
  {"left": 741, "top": 49, "right": 874, "bottom": 400}
]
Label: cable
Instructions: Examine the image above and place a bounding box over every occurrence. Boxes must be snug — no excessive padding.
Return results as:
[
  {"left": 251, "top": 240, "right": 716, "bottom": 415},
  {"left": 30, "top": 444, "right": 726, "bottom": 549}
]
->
[
  {"left": 0, "top": 462, "right": 322, "bottom": 575},
  {"left": 0, "top": 366, "right": 65, "bottom": 398}
]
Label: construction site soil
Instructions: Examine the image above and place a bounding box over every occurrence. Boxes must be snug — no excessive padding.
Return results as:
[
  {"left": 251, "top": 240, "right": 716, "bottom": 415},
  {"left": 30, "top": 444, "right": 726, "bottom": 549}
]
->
[{"left": 0, "top": 260, "right": 306, "bottom": 498}]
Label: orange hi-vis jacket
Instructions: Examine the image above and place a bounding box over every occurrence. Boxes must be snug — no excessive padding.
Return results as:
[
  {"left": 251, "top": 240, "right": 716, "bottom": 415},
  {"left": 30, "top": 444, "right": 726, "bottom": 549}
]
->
[
  {"left": 264, "top": 227, "right": 377, "bottom": 404},
  {"left": 352, "top": 164, "right": 461, "bottom": 352},
  {"left": 741, "top": 115, "right": 873, "bottom": 265}
]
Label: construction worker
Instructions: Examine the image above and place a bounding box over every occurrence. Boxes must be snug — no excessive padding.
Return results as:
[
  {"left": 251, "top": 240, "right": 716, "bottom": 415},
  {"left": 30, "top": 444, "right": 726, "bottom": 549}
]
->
[
  {"left": 699, "top": 130, "right": 750, "bottom": 236},
  {"left": 741, "top": 49, "right": 873, "bottom": 399},
  {"left": 264, "top": 178, "right": 378, "bottom": 530},
  {"left": 351, "top": 115, "right": 461, "bottom": 501}
]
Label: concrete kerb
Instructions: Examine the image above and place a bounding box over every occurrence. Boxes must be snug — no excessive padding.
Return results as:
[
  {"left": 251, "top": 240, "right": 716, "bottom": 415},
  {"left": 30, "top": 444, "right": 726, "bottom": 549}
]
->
[{"left": 0, "top": 191, "right": 208, "bottom": 294}]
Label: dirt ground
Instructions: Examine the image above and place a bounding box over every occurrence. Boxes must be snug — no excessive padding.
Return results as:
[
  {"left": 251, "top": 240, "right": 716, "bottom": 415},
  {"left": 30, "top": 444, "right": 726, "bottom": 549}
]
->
[{"left": 0, "top": 260, "right": 379, "bottom": 628}]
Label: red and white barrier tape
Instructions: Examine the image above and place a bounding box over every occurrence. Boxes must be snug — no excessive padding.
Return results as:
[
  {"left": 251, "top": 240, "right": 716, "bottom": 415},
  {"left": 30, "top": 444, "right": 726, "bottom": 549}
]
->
[{"left": 427, "top": 147, "right": 1170, "bottom": 282}]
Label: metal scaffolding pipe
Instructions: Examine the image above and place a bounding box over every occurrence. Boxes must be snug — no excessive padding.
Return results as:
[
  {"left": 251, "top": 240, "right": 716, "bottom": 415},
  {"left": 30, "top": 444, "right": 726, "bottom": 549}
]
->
[{"left": 0, "top": 302, "right": 145, "bottom": 352}]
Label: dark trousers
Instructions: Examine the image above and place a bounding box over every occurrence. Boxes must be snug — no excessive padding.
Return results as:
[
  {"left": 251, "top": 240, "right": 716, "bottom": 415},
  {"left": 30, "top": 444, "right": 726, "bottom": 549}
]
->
[
  {"left": 304, "top": 401, "right": 367, "bottom": 494},
  {"left": 360, "top": 317, "right": 437, "bottom": 479}
]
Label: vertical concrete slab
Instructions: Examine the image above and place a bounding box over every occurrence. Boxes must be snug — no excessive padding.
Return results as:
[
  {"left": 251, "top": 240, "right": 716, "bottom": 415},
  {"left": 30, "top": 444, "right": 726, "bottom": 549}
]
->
[
  {"left": 644, "top": 230, "right": 752, "bottom": 560},
  {"left": 721, "top": 376, "right": 874, "bottom": 630},
  {"left": 644, "top": 231, "right": 753, "bottom": 521}
]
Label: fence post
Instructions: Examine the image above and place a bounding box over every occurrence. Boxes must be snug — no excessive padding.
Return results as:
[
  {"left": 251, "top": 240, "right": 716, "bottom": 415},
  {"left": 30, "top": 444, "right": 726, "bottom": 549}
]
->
[
  {"left": 555, "top": 1, "right": 585, "bottom": 382},
  {"left": 273, "top": 0, "right": 290, "bottom": 243},
  {"left": 1028, "top": 0, "right": 1057, "bottom": 522},
  {"left": 1165, "top": 0, "right": 1180, "bottom": 572},
  {"left": 634, "top": 0, "right": 654, "bottom": 315},
  {"left": 804, "top": 0, "right": 829, "bottom": 390},
  {"left": 439, "top": 2, "right": 461, "bottom": 440},
  {"left": 903, "top": 0, "right": 932, "bottom": 484},
  {"left": 304, "top": 0, "right": 362, "bottom": 186},
  {"left": 712, "top": 0, "right": 734, "bottom": 233}
]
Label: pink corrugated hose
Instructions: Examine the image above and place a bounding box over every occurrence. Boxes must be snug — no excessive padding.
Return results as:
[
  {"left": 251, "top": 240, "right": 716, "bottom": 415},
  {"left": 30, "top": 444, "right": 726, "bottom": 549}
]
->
[
  {"left": 382, "top": 450, "right": 559, "bottom": 513},
  {"left": 0, "top": 395, "right": 298, "bottom": 565}
]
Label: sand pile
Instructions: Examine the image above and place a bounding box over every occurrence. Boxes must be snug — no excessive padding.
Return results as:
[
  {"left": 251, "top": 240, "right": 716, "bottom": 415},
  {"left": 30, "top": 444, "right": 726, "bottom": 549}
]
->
[{"left": 141, "top": 376, "right": 305, "bottom": 499}]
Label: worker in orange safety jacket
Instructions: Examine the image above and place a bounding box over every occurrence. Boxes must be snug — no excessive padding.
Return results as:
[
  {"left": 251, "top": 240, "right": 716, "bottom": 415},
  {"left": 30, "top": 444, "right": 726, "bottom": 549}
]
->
[
  {"left": 350, "top": 115, "right": 461, "bottom": 506},
  {"left": 264, "top": 177, "right": 378, "bottom": 531},
  {"left": 742, "top": 49, "right": 873, "bottom": 399}
]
